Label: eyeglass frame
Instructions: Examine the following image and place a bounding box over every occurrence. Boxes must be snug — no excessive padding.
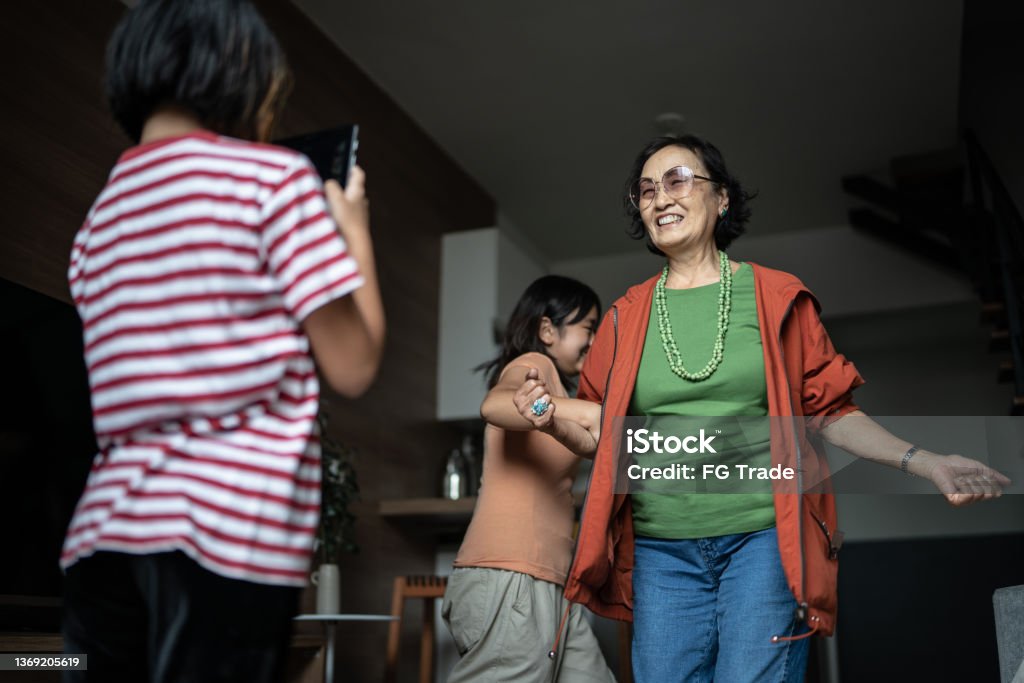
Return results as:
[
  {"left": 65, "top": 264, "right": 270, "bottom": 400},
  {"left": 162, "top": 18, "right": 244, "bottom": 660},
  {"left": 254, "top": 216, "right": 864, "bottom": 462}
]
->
[{"left": 628, "top": 166, "right": 718, "bottom": 210}]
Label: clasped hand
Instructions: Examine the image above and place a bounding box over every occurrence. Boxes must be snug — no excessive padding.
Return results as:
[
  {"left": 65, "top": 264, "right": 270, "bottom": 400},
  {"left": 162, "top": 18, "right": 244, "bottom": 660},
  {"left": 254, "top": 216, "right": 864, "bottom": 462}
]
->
[{"left": 513, "top": 368, "right": 556, "bottom": 431}]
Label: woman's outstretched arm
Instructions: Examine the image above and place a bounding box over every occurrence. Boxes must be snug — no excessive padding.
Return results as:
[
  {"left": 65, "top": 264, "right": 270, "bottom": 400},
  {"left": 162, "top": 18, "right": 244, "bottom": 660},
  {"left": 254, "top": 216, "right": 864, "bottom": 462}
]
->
[{"left": 820, "top": 410, "right": 1011, "bottom": 506}]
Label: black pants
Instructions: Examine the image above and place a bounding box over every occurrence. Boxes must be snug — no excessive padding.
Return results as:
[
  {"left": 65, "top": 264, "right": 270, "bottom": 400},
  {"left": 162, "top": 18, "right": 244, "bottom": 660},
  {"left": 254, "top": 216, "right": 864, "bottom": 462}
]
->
[{"left": 62, "top": 551, "right": 300, "bottom": 683}]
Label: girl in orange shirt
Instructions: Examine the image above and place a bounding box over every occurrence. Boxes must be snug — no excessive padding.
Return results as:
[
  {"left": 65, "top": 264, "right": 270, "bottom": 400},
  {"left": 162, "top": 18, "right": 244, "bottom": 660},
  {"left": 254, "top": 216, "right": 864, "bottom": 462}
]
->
[{"left": 441, "top": 275, "right": 614, "bottom": 682}]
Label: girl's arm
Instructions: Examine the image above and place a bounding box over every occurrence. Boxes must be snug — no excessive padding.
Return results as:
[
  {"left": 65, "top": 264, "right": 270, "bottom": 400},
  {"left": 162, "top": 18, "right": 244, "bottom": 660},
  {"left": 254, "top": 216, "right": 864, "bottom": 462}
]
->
[
  {"left": 481, "top": 366, "right": 597, "bottom": 426},
  {"left": 480, "top": 365, "right": 546, "bottom": 429},
  {"left": 820, "top": 410, "right": 1011, "bottom": 506},
  {"left": 303, "top": 168, "right": 386, "bottom": 397},
  {"left": 502, "top": 368, "right": 601, "bottom": 458}
]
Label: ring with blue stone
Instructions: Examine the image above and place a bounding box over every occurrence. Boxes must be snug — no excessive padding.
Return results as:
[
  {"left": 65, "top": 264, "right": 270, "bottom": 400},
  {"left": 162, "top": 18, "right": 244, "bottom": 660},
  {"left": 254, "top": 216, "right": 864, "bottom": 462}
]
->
[{"left": 531, "top": 398, "right": 550, "bottom": 417}]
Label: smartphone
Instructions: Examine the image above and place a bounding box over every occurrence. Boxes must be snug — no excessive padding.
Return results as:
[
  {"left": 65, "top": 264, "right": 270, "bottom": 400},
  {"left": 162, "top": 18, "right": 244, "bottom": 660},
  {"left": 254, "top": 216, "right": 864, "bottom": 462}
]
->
[{"left": 275, "top": 124, "right": 359, "bottom": 187}]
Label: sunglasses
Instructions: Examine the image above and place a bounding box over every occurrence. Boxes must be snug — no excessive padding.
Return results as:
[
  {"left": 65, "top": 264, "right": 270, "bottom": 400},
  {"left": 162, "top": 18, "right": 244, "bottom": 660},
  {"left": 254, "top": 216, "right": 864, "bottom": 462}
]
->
[{"left": 629, "top": 166, "right": 716, "bottom": 210}]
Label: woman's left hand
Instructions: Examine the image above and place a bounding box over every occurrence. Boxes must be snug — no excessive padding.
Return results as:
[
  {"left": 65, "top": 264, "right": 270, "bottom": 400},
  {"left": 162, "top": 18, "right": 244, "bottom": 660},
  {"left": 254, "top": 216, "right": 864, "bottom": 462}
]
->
[{"left": 918, "top": 453, "right": 1012, "bottom": 506}]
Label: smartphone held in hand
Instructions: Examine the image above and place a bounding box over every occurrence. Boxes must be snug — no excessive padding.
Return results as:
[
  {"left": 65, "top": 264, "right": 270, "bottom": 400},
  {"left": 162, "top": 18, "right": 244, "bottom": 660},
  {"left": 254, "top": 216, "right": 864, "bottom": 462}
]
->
[{"left": 276, "top": 124, "right": 359, "bottom": 187}]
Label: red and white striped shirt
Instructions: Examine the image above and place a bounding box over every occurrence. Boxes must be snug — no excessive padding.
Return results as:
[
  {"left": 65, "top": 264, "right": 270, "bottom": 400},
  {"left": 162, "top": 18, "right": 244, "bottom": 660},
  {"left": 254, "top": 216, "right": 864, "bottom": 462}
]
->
[{"left": 61, "top": 130, "right": 363, "bottom": 586}]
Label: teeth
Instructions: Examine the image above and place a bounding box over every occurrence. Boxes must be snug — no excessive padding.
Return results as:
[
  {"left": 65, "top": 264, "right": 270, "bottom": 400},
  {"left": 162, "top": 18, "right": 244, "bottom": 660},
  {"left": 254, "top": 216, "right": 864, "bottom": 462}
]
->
[{"left": 658, "top": 215, "right": 682, "bottom": 226}]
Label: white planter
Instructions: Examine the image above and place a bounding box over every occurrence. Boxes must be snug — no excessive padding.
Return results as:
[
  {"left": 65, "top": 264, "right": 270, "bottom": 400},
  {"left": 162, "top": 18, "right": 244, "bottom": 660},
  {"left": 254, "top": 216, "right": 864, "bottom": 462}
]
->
[{"left": 311, "top": 563, "right": 341, "bottom": 614}]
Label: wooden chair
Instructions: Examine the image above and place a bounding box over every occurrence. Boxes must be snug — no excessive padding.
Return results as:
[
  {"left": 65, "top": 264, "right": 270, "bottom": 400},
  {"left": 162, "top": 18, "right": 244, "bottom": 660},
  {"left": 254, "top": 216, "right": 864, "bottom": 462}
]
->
[{"left": 384, "top": 575, "right": 448, "bottom": 683}]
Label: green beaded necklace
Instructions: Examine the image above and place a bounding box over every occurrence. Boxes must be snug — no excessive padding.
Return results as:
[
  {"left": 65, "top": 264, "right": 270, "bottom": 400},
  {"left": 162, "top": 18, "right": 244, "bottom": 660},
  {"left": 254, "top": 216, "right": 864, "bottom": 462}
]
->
[{"left": 655, "top": 250, "right": 732, "bottom": 382}]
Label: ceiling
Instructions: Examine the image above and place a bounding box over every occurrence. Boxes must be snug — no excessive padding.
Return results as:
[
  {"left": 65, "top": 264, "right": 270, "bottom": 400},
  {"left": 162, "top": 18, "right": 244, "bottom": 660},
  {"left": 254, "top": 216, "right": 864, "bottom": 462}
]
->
[{"left": 294, "top": 0, "right": 964, "bottom": 261}]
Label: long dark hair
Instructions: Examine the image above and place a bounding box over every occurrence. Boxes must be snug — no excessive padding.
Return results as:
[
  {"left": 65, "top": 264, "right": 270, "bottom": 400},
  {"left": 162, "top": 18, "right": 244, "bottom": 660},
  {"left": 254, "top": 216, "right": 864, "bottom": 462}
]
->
[
  {"left": 624, "top": 134, "right": 755, "bottom": 255},
  {"left": 478, "top": 275, "right": 601, "bottom": 390},
  {"left": 105, "top": 0, "right": 291, "bottom": 142}
]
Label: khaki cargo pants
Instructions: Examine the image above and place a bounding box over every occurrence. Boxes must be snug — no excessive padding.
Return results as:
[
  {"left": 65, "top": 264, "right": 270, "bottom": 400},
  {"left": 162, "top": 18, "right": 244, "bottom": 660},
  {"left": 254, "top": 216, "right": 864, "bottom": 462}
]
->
[{"left": 441, "top": 567, "right": 616, "bottom": 682}]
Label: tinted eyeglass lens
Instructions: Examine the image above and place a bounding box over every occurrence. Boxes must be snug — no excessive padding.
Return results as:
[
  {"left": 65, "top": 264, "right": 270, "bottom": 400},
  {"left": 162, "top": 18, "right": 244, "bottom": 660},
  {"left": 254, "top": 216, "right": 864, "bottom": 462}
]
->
[
  {"left": 663, "top": 167, "right": 694, "bottom": 198},
  {"left": 630, "top": 167, "right": 696, "bottom": 209},
  {"left": 631, "top": 180, "right": 657, "bottom": 208}
]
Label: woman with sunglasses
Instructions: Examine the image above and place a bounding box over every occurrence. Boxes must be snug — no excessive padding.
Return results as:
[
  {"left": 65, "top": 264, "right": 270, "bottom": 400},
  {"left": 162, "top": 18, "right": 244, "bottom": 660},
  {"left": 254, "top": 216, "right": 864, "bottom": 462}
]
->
[{"left": 513, "top": 134, "right": 1009, "bottom": 682}]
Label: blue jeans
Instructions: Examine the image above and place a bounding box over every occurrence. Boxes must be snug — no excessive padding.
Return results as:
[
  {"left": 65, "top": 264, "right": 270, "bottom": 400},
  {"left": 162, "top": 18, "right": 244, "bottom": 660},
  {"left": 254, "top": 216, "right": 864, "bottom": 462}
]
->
[{"left": 632, "top": 528, "right": 810, "bottom": 683}]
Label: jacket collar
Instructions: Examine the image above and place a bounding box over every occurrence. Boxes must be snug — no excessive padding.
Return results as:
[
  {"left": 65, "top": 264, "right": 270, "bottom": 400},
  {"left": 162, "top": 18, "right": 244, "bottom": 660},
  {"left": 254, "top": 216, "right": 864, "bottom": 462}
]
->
[{"left": 610, "top": 261, "right": 817, "bottom": 333}]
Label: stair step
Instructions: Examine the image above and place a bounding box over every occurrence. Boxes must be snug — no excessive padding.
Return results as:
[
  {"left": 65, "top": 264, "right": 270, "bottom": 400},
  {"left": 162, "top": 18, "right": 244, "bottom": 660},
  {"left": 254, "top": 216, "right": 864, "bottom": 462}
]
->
[
  {"left": 849, "top": 207, "right": 898, "bottom": 231},
  {"left": 990, "top": 329, "right": 1011, "bottom": 353},
  {"left": 980, "top": 301, "right": 1006, "bottom": 325},
  {"left": 849, "top": 209, "right": 963, "bottom": 271},
  {"left": 997, "top": 360, "right": 1015, "bottom": 384},
  {"left": 842, "top": 175, "right": 899, "bottom": 211},
  {"left": 890, "top": 148, "right": 963, "bottom": 186}
]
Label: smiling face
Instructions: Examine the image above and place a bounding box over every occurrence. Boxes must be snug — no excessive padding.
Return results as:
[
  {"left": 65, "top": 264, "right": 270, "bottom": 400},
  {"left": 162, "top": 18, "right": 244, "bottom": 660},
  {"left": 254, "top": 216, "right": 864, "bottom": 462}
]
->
[
  {"left": 639, "top": 145, "right": 729, "bottom": 256},
  {"left": 540, "top": 306, "right": 599, "bottom": 377}
]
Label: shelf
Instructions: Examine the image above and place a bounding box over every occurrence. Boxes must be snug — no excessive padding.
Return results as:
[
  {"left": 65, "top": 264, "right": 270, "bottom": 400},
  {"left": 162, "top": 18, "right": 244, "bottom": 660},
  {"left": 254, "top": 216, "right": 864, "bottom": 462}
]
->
[
  {"left": 377, "top": 493, "right": 584, "bottom": 523},
  {"left": 0, "top": 632, "right": 62, "bottom": 652},
  {"left": 0, "top": 596, "right": 61, "bottom": 608},
  {"left": 0, "top": 595, "right": 63, "bottom": 633},
  {"left": 376, "top": 497, "right": 477, "bottom": 541},
  {"left": 378, "top": 497, "right": 476, "bottom": 523}
]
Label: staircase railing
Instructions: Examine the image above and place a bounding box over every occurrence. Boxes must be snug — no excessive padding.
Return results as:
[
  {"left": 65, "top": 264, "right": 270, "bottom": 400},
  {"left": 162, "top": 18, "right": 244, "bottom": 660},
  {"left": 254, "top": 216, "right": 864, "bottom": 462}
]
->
[{"left": 964, "top": 129, "right": 1024, "bottom": 414}]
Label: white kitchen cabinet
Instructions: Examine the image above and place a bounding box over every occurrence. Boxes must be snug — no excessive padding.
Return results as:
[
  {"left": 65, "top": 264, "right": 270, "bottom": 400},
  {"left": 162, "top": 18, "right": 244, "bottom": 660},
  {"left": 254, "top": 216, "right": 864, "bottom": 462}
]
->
[{"left": 436, "top": 227, "right": 545, "bottom": 420}]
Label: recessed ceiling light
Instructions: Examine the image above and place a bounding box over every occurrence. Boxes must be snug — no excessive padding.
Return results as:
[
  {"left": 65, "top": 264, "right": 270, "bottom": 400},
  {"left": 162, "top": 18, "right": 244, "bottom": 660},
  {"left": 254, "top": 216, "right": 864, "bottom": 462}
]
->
[{"left": 654, "top": 112, "right": 686, "bottom": 135}]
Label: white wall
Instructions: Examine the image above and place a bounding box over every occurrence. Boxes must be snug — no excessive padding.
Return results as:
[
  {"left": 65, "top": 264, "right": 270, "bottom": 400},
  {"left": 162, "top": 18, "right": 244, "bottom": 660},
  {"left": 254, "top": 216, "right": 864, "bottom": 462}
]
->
[
  {"left": 822, "top": 302, "right": 1023, "bottom": 541},
  {"left": 436, "top": 226, "right": 546, "bottom": 420},
  {"left": 496, "top": 230, "right": 547, "bottom": 336},
  {"left": 437, "top": 229, "right": 500, "bottom": 420},
  {"left": 550, "top": 225, "right": 974, "bottom": 319}
]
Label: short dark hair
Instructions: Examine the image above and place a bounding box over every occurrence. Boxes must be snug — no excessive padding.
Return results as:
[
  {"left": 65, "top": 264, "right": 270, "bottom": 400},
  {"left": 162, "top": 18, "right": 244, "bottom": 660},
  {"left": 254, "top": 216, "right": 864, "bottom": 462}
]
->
[
  {"left": 624, "top": 134, "right": 754, "bottom": 255},
  {"left": 105, "top": 0, "right": 291, "bottom": 142},
  {"left": 478, "top": 275, "right": 601, "bottom": 390}
]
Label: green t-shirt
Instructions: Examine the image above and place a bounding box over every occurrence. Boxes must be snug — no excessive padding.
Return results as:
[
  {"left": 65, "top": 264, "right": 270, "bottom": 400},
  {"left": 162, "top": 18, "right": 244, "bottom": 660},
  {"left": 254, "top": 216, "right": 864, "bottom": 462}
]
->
[{"left": 629, "top": 262, "right": 776, "bottom": 539}]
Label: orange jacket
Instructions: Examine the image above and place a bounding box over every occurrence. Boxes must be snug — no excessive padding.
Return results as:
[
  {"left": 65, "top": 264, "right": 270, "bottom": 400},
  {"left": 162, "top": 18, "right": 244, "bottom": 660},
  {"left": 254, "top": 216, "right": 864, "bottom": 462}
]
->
[{"left": 564, "top": 263, "right": 864, "bottom": 637}]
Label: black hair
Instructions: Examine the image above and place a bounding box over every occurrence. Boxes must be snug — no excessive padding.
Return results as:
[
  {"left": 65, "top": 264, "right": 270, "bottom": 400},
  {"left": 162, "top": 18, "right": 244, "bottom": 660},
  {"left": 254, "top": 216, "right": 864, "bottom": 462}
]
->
[
  {"left": 105, "top": 0, "right": 291, "bottom": 143},
  {"left": 624, "top": 134, "right": 755, "bottom": 255},
  {"left": 478, "top": 275, "right": 601, "bottom": 390}
]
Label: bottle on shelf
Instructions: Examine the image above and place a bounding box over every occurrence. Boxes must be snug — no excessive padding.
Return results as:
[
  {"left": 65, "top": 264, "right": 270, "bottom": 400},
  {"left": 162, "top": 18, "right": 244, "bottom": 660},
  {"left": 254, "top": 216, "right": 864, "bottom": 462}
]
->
[
  {"left": 460, "top": 433, "right": 480, "bottom": 496},
  {"left": 442, "top": 447, "right": 468, "bottom": 500}
]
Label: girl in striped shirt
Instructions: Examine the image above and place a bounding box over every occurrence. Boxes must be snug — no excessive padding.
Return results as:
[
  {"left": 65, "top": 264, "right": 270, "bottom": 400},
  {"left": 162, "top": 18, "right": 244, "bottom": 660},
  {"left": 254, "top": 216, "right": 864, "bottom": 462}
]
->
[{"left": 60, "top": 1, "right": 385, "bottom": 680}]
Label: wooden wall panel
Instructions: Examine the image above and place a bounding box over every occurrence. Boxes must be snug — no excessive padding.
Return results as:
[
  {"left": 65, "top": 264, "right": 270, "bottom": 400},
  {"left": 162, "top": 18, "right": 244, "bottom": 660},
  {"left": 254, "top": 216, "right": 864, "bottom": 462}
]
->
[
  {"left": 0, "top": 2, "right": 128, "bottom": 303},
  {"left": 1, "top": 2, "right": 496, "bottom": 680}
]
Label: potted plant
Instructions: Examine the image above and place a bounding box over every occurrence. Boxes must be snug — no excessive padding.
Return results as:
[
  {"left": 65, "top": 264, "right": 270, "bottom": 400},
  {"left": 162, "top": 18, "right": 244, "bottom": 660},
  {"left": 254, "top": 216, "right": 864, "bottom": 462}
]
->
[{"left": 312, "top": 408, "right": 359, "bottom": 614}]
